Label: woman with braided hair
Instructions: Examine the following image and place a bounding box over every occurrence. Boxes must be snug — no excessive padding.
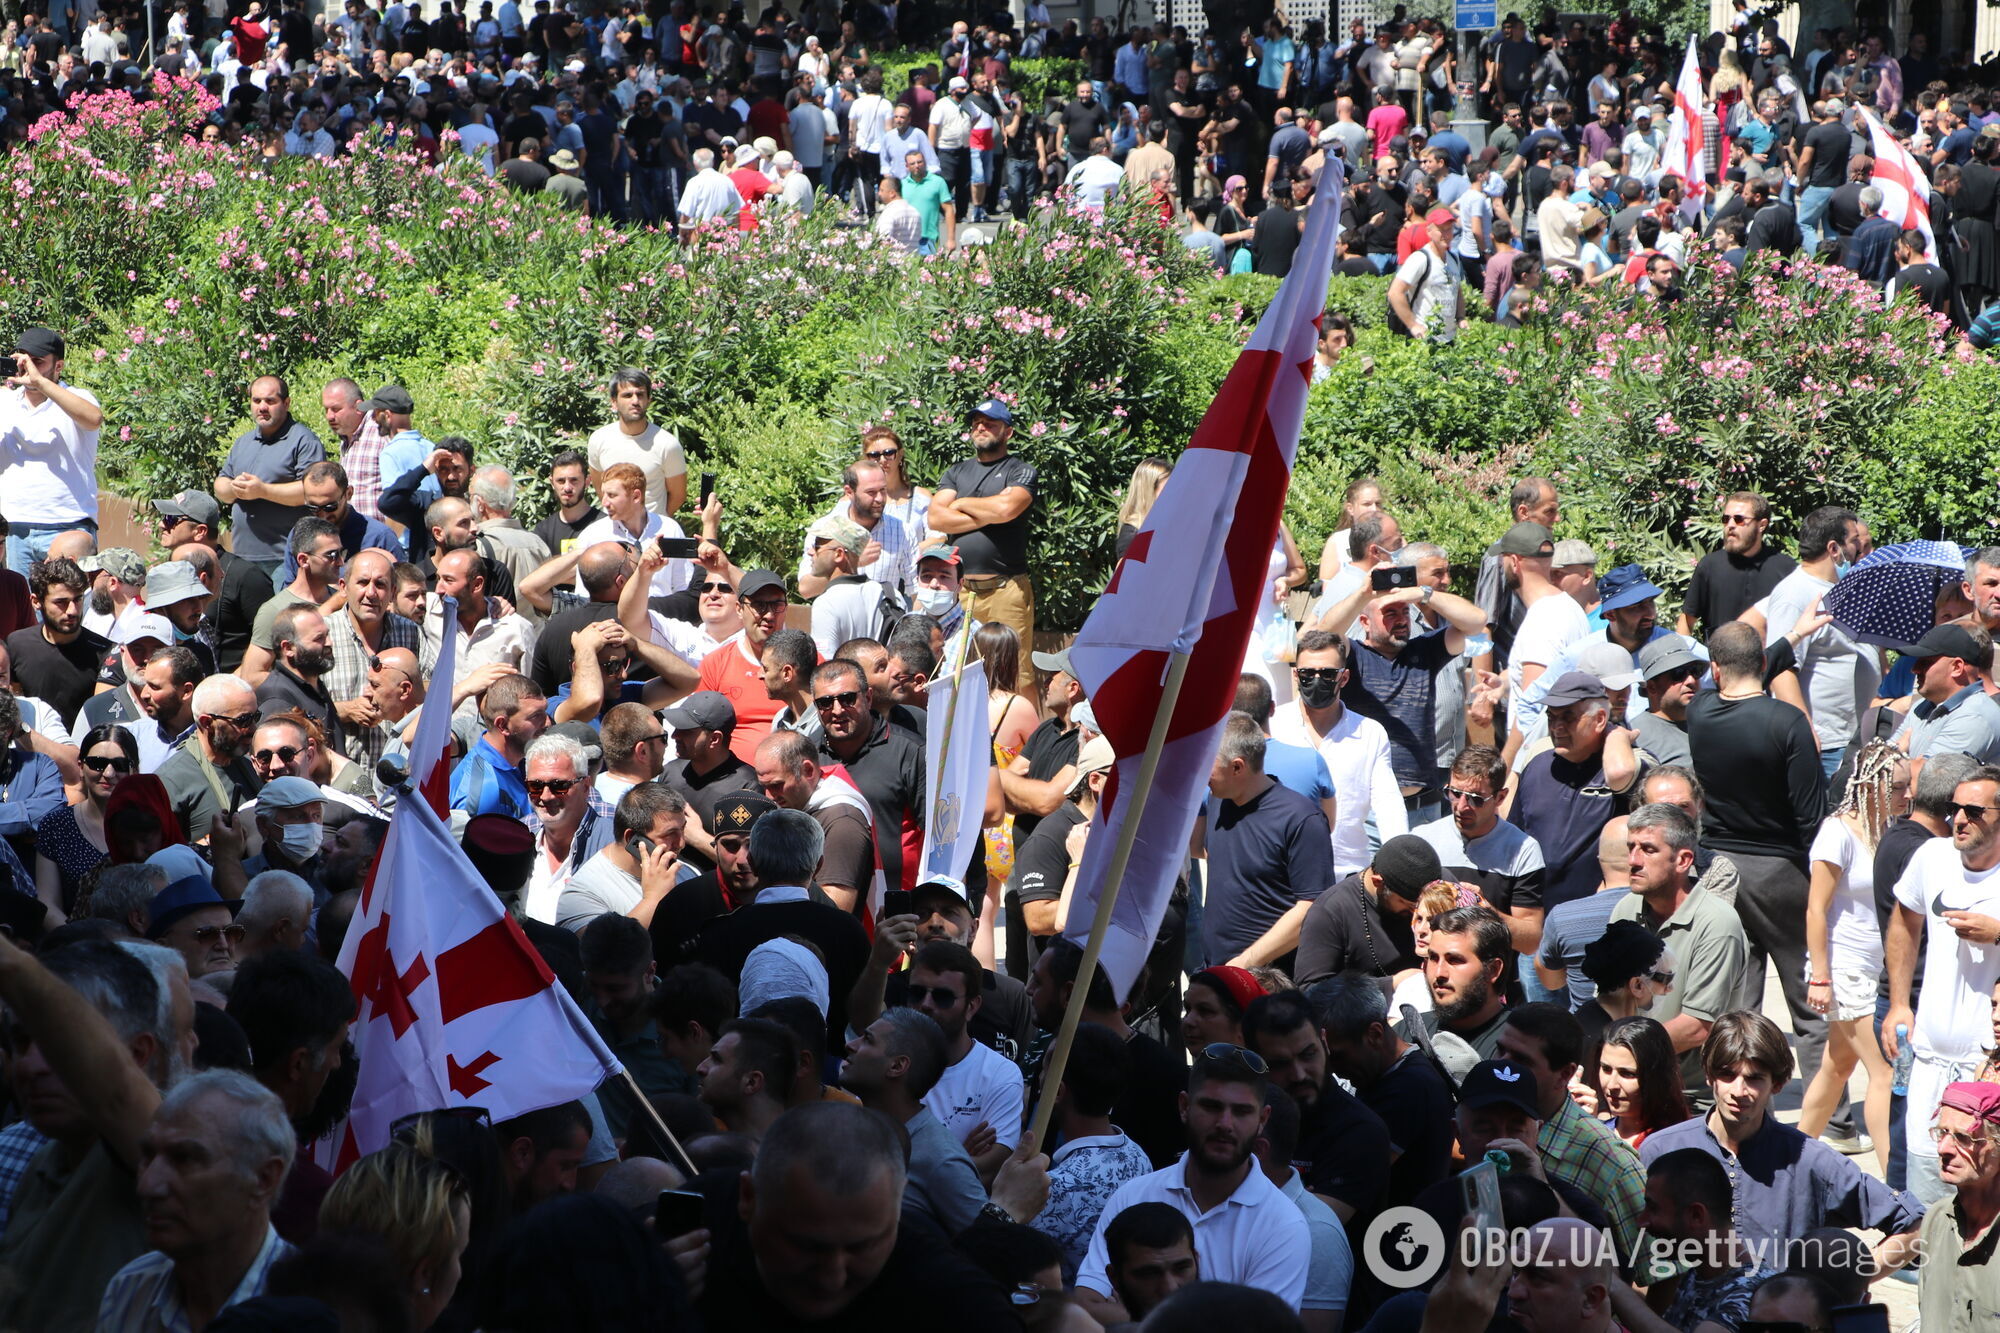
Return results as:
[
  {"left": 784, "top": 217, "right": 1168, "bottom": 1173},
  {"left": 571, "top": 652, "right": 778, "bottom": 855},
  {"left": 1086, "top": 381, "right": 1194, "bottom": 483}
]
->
[{"left": 1797, "top": 738, "right": 1906, "bottom": 1171}]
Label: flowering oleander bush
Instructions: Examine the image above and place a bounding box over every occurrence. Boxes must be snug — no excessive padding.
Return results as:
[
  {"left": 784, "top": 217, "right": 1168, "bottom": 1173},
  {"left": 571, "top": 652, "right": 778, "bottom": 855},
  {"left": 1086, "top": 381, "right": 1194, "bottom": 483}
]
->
[{"left": 12, "top": 80, "right": 2000, "bottom": 626}]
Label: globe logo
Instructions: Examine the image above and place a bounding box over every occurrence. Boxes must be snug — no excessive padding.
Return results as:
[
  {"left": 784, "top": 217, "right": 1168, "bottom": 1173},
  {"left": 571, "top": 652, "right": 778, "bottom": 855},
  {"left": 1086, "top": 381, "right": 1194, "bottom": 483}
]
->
[{"left": 1362, "top": 1206, "right": 1448, "bottom": 1289}]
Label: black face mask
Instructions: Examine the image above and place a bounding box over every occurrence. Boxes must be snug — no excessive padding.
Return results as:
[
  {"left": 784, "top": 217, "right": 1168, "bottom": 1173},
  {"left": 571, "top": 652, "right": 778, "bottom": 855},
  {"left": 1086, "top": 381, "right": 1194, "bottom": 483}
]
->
[{"left": 1297, "top": 675, "right": 1340, "bottom": 709}]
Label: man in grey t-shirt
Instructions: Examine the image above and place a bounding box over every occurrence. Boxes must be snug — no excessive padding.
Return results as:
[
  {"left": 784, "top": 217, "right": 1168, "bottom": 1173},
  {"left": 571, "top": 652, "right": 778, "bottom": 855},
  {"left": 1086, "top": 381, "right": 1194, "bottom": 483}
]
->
[
  {"left": 1756, "top": 505, "right": 1874, "bottom": 779},
  {"left": 215, "top": 374, "right": 326, "bottom": 577},
  {"left": 842, "top": 1007, "right": 986, "bottom": 1236}
]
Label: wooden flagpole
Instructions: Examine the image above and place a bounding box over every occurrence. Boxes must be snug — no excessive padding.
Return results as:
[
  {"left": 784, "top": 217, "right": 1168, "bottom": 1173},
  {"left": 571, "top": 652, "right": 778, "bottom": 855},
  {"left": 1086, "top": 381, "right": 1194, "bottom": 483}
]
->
[{"left": 1026, "top": 648, "right": 1193, "bottom": 1148}]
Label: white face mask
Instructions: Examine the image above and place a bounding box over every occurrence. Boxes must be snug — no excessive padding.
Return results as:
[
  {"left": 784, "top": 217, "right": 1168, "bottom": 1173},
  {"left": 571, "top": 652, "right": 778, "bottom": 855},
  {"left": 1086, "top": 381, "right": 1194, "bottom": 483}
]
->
[
  {"left": 914, "top": 585, "right": 956, "bottom": 616},
  {"left": 278, "top": 822, "right": 324, "bottom": 862}
]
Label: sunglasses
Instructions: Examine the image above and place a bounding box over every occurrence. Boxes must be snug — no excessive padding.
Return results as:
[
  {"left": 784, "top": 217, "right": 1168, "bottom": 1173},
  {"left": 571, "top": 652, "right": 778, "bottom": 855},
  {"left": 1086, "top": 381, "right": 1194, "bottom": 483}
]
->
[
  {"left": 1953, "top": 802, "right": 2000, "bottom": 822},
  {"left": 1293, "top": 667, "right": 1345, "bottom": 685},
  {"left": 814, "top": 690, "right": 863, "bottom": 712},
  {"left": 191, "top": 923, "right": 247, "bottom": 945},
  {"left": 1444, "top": 786, "right": 1491, "bottom": 807},
  {"left": 905, "top": 984, "right": 965, "bottom": 1007},
  {"left": 696, "top": 582, "right": 734, "bottom": 595},
  {"left": 1199, "top": 1041, "right": 1269, "bottom": 1074},
  {"left": 864, "top": 447, "right": 901, "bottom": 460},
  {"left": 253, "top": 746, "right": 302, "bottom": 766},
  {"left": 82, "top": 755, "right": 133, "bottom": 774},
  {"left": 304, "top": 500, "right": 344, "bottom": 513},
  {"left": 525, "top": 777, "right": 580, "bottom": 797},
  {"left": 210, "top": 710, "right": 262, "bottom": 730},
  {"left": 1647, "top": 969, "right": 1675, "bottom": 987},
  {"left": 744, "top": 598, "right": 788, "bottom": 615}
]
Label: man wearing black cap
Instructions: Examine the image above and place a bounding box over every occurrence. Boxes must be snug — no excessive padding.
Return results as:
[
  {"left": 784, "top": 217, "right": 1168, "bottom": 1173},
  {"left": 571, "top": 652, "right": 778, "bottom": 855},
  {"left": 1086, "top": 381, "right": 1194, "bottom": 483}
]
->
[
  {"left": 660, "top": 688, "right": 757, "bottom": 866},
  {"left": 215, "top": 375, "right": 327, "bottom": 580},
  {"left": 928, "top": 399, "right": 1036, "bottom": 693},
  {"left": 0, "top": 326, "right": 102, "bottom": 578},
  {"left": 1295, "top": 832, "right": 1440, "bottom": 984},
  {"left": 694, "top": 569, "right": 793, "bottom": 763},
  {"left": 1894, "top": 622, "right": 2000, "bottom": 773}
]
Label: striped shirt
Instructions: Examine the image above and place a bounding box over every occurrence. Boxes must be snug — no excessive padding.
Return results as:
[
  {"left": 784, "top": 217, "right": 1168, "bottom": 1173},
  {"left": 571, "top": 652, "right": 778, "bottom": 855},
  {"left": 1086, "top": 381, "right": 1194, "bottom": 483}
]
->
[
  {"left": 798, "top": 500, "right": 915, "bottom": 594},
  {"left": 343, "top": 413, "right": 387, "bottom": 521},
  {"left": 325, "top": 607, "right": 428, "bottom": 770},
  {"left": 97, "top": 1223, "right": 292, "bottom": 1333}
]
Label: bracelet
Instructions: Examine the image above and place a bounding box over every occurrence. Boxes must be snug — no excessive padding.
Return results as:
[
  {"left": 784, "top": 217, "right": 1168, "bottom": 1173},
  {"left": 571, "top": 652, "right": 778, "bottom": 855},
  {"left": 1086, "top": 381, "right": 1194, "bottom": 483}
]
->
[
  {"left": 979, "top": 1200, "right": 1014, "bottom": 1225},
  {"left": 1808, "top": 978, "right": 1831, "bottom": 987}
]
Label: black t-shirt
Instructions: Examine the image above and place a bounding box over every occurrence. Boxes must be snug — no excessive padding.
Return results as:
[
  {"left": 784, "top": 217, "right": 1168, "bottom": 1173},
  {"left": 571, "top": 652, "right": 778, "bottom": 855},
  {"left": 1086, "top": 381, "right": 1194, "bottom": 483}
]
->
[
  {"left": 934, "top": 454, "right": 1036, "bottom": 578},
  {"left": 1681, "top": 545, "right": 1797, "bottom": 639},
  {"left": 1012, "top": 717, "right": 1080, "bottom": 847},
  {"left": 1119, "top": 1030, "right": 1188, "bottom": 1168},
  {"left": 1059, "top": 97, "right": 1110, "bottom": 154},
  {"left": 1295, "top": 874, "right": 1419, "bottom": 984},
  {"left": 649, "top": 868, "right": 733, "bottom": 966},
  {"left": 1803, "top": 118, "right": 1849, "bottom": 188},
  {"left": 1827, "top": 182, "right": 1866, "bottom": 238},
  {"left": 1895, "top": 261, "right": 1953, "bottom": 315},
  {"left": 7, "top": 624, "right": 111, "bottom": 726},
  {"left": 502, "top": 157, "right": 552, "bottom": 192},
  {"left": 1362, "top": 1048, "right": 1455, "bottom": 1208},
  {"left": 662, "top": 753, "right": 760, "bottom": 832},
  {"left": 527, "top": 601, "right": 618, "bottom": 695},
  {"left": 28, "top": 30, "right": 62, "bottom": 67},
  {"left": 819, "top": 718, "right": 925, "bottom": 895},
  {"left": 1251, "top": 206, "right": 1303, "bottom": 277},
  {"left": 1686, "top": 690, "right": 1827, "bottom": 865},
  {"left": 1359, "top": 182, "right": 1404, "bottom": 254},
  {"left": 1218, "top": 98, "right": 1257, "bottom": 167},
  {"left": 1875, "top": 816, "right": 1937, "bottom": 999},
  {"left": 532, "top": 504, "right": 603, "bottom": 555},
  {"left": 1008, "top": 802, "right": 1084, "bottom": 975},
  {"left": 503, "top": 111, "right": 546, "bottom": 152},
  {"left": 625, "top": 112, "right": 663, "bottom": 167},
  {"left": 1296, "top": 1078, "right": 1392, "bottom": 1215},
  {"left": 1201, "top": 780, "right": 1334, "bottom": 967}
]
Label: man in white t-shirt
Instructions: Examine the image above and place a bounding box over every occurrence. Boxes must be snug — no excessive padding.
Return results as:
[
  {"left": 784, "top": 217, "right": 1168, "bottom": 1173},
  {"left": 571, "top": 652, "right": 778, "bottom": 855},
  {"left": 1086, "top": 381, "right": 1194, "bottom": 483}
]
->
[
  {"left": 806, "top": 514, "right": 898, "bottom": 658},
  {"left": 1887, "top": 764, "right": 2000, "bottom": 1203},
  {"left": 586, "top": 367, "right": 687, "bottom": 517},
  {"left": 1500, "top": 522, "right": 1587, "bottom": 757},
  {"left": 455, "top": 104, "right": 500, "bottom": 174},
  {"left": 1271, "top": 630, "right": 1405, "bottom": 878},
  {"left": 1388, "top": 206, "right": 1460, "bottom": 342},
  {"left": 570, "top": 462, "right": 691, "bottom": 599},
  {"left": 1758, "top": 504, "right": 1874, "bottom": 781},
  {"left": 905, "top": 938, "right": 1023, "bottom": 1186},
  {"left": 0, "top": 326, "right": 102, "bottom": 577}
]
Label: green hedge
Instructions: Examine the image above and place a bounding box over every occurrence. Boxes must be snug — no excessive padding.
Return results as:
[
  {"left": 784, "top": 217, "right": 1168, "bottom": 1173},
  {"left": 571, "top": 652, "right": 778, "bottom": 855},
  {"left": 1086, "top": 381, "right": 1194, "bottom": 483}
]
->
[{"left": 12, "top": 78, "right": 2000, "bottom": 633}]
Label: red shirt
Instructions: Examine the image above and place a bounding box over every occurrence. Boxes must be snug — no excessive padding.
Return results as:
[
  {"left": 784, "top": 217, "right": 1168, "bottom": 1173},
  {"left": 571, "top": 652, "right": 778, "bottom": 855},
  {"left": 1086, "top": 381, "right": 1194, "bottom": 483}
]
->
[
  {"left": 745, "top": 97, "right": 789, "bottom": 145},
  {"left": 728, "top": 166, "right": 771, "bottom": 229},
  {"left": 228, "top": 15, "right": 269, "bottom": 62},
  {"left": 696, "top": 632, "right": 783, "bottom": 762}
]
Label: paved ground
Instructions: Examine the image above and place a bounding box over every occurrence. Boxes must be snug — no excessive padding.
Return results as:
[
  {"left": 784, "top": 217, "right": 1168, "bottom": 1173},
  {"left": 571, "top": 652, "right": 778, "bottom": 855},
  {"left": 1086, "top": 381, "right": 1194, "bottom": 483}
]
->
[{"left": 1759, "top": 960, "right": 1919, "bottom": 1330}]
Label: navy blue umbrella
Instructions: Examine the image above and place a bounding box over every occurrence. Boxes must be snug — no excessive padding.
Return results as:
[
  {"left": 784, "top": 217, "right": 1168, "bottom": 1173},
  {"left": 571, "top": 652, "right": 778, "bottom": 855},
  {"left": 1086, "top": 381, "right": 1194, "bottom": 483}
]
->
[{"left": 1821, "top": 540, "right": 1974, "bottom": 652}]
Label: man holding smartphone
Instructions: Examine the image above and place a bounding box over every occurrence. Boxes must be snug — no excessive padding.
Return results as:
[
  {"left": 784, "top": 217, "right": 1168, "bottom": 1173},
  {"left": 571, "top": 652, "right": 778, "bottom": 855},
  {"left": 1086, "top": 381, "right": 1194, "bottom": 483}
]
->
[{"left": 0, "top": 326, "right": 101, "bottom": 578}]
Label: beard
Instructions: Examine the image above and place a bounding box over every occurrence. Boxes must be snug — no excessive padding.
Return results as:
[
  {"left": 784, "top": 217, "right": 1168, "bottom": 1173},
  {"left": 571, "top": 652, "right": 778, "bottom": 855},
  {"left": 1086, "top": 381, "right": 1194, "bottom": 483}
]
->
[
  {"left": 292, "top": 645, "right": 336, "bottom": 677},
  {"left": 1435, "top": 970, "right": 1494, "bottom": 1025},
  {"left": 90, "top": 586, "right": 113, "bottom": 616}
]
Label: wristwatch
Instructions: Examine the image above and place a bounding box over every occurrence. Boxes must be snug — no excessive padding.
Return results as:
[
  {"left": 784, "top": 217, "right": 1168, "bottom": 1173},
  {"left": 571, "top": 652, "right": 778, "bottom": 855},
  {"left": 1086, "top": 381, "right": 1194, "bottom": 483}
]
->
[
  {"left": 1420, "top": 585, "right": 1434, "bottom": 605},
  {"left": 980, "top": 1200, "right": 1015, "bottom": 1225}
]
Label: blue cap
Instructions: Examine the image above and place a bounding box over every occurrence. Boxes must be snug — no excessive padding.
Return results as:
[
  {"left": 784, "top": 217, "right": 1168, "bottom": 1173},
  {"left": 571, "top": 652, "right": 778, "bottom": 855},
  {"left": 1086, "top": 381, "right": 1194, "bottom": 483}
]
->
[
  {"left": 1597, "top": 564, "right": 1665, "bottom": 613},
  {"left": 968, "top": 398, "right": 1013, "bottom": 425},
  {"left": 145, "top": 874, "right": 241, "bottom": 939}
]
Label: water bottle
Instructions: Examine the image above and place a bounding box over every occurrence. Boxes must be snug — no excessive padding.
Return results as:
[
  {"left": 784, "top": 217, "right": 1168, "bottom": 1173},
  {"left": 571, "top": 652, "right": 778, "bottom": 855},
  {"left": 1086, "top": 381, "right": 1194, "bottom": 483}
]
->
[
  {"left": 1891, "top": 1024, "right": 1915, "bottom": 1097},
  {"left": 1484, "top": 1149, "right": 1512, "bottom": 1175}
]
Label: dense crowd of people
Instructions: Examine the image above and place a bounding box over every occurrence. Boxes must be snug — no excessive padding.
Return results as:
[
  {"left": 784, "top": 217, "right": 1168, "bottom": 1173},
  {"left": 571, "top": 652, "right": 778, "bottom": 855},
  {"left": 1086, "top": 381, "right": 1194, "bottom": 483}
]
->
[
  {"left": 1, "top": 4, "right": 2000, "bottom": 1331},
  {"left": 0, "top": 314, "right": 1996, "bottom": 1332},
  {"left": 11, "top": 0, "right": 2000, "bottom": 327}
]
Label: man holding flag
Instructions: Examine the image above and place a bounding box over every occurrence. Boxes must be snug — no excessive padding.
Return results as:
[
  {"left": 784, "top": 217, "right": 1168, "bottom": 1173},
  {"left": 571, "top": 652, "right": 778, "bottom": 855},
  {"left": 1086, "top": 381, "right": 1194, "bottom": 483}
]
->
[{"left": 334, "top": 591, "right": 639, "bottom": 1172}]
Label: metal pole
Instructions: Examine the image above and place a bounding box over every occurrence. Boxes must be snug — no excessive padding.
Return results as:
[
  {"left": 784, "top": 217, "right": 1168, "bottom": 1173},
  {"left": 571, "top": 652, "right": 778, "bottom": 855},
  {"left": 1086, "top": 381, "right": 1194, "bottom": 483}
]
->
[{"left": 1026, "top": 648, "right": 1191, "bottom": 1149}]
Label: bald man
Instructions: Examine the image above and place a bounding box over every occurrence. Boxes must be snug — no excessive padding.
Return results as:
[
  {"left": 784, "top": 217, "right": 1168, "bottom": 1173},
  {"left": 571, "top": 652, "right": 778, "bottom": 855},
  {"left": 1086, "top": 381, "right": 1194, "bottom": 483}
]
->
[
  {"left": 156, "top": 674, "right": 265, "bottom": 842},
  {"left": 1534, "top": 816, "right": 1633, "bottom": 1009},
  {"left": 1505, "top": 1217, "right": 1619, "bottom": 1333},
  {"left": 324, "top": 549, "right": 428, "bottom": 770}
]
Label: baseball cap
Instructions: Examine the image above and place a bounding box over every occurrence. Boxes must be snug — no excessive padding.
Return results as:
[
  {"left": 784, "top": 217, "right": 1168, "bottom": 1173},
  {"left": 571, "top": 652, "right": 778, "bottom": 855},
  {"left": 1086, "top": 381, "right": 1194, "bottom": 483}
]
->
[
  {"left": 143, "top": 561, "right": 207, "bottom": 609},
  {"left": 1981, "top": 124, "right": 2000, "bottom": 143},
  {"left": 153, "top": 490, "right": 222, "bottom": 530},
  {"left": 1424, "top": 206, "right": 1456, "bottom": 227},
  {"left": 1370, "top": 833, "right": 1443, "bottom": 902},
  {"left": 1597, "top": 564, "right": 1665, "bottom": 613},
  {"left": 968, "top": 397, "right": 1014, "bottom": 424},
  {"left": 85, "top": 548, "right": 146, "bottom": 584},
  {"left": 115, "top": 612, "right": 176, "bottom": 648},
  {"left": 706, "top": 791, "right": 776, "bottom": 836},
  {"left": 1639, "top": 634, "right": 1703, "bottom": 681},
  {"left": 1068, "top": 734, "right": 1114, "bottom": 794},
  {"left": 1031, "top": 646, "right": 1075, "bottom": 678},
  {"left": 361, "top": 384, "right": 414, "bottom": 414},
  {"left": 1575, "top": 642, "right": 1641, "bottom": 692},
  {"left": 1633, "top": 105, "right": 1652, "bottom": 120},
  {"left": 660, "top": 689, "right": 736, "bottom": 732},
  {"left": 917, "top": 544, "right": 961, "bottom": 567},
  {"left": 1551, "top": 538, "right": 1598, "bottom": 568},
  {"left": 913, "top": 873, "right": 970, "bottom": 910},
  {"left": 806, "top": 513, "right": 869, "bottom": 560},
  {"left": 948, "top": 75, "right": 969, "bottom": 91},
  {"left": 256, "top": 775, "right": 324, "bottom": 811},
  {"left": 15, "top": 326, "right": 63, "bottom": 359},
  {"left": 735, "top": 570, "right": 787, "bottom": 601},
  {"left": 1542, "top": 671, "right": 1607, "bottom": 708},
  {"left": 1497, "top": 522, "right": 1554, "bottom": 557},
  {"left": 544, "top": 720, "right": 603, "bottom": 765},
  {"left": 1459, "top": 1059, "right": 1543, "bottom": 1119},
  {"left": 1912, "top": 623, "right": 1985, "bottom": 664}
]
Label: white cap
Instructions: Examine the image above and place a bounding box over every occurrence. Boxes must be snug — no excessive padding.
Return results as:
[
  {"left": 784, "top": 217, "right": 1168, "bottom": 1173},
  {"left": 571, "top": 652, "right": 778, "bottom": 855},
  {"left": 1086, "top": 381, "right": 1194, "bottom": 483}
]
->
[{"left": 116, "top": 612, "right": 176, "bottom": 647}]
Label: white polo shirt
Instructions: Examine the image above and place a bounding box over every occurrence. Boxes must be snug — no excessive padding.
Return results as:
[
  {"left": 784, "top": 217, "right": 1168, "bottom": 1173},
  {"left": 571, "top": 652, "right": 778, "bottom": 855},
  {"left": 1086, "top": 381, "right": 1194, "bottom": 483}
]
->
[
  {"left": 1075, "top": 1154, "right": 1312, "bottom": 1306},
  {"left": 1270, "top": 701, "right": 1407, "bottom": 878},
  {"left": 570, "top": 510, "right": 691, "bottom": 598}
]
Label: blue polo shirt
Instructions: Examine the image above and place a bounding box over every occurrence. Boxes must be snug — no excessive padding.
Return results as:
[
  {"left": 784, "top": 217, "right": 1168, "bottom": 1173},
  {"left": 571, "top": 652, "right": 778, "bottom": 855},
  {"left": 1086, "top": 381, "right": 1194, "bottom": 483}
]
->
[{"left": 449, "top": 734, "right": 531, "bottom": 820}]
